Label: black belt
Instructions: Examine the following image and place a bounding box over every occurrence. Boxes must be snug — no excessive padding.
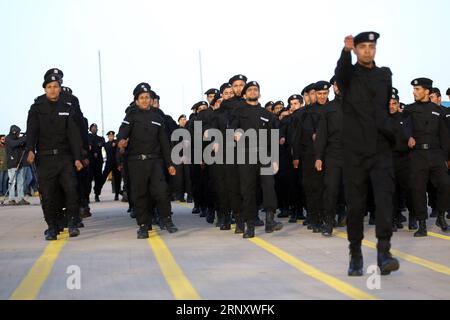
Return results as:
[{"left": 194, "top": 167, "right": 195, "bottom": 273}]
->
[
  {"left": 414, "top": 144, "right": 439, "bottom": 151},
  {"left": 39, "top": 149, "right": 69, "bottom": 156},
  {"left": 129, "top": 154, "right": 161, "bottom": 161}
]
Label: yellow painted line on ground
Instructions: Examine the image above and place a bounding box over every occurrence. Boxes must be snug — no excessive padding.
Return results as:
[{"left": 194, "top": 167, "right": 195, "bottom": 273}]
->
[
  {"left": 10, "top": 231, "right": 69, "bottom": 300},
  {"left": 427, "top": 232, "right": 450, "bottom": 241},
  {"left": 249, "top": 237, "right": 377, "bottom": 300},
  {"left": 147, "top": 230, "right": 201, "bottom": 300},
  {"left": 334, "top": 231, "right": 450, "bottom": 276}
]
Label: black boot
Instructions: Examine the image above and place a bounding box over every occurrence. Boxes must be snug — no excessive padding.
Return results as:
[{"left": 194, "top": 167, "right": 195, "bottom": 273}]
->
[
  {"left": 337, "top": 213, "right": 347, "bottom": 227},
  {"left": 95, "top": 195, "right": 100, "bottom": 203},
  {"left": 206, "top": 209, "right": 215, "bottom": 224},
  {"left": 220, "top": 213, "right": 231, "bottom": 231},
  {"left": 436, "top": 212, "right": 450, "bottom": 232},
  {"left": 348, "top": 245, "right": 363, "bottom": 277},
  {"left": 130, "top": 209, "right": 137, "bottom": 219},
  {"left": 192, "top": 206, "right": 200, "bottom": 214},
  {"left": 114, "top": 194, "right": 119, "bottom": 201},
  {"left": 288, "top": 209, "right": 297, "bottom": 223},
  {"left": 321, "top": 216, "right": 333, "bottom": 237},
  {"left": 368, "top": 212, "right": 375, "bottom": 225},
  {"left": 408, "top": 214, "right": 418, "bottom": 230},
  {"left": 186, "top": 194, "right": 193, "bottom": 203},
  {"left": 45, "top": 225, "right": 58, "bottom": 241},
  {"left": 243, "top": 221, "right": 255, "bottom": 239},
  {"left": 414, "top": 220, "right": 427, "bottom": 237},
  {"left": 162, "top": 217, "right": 178, "bottom": 234},
  {"left": 200, "top": 207, "right": 207, "bottom": 218},
  {"left": 277, "top": 208, "right": 290, "bottom": 218},
  {"left": 137, "top": 225, "right": 149, "bottom": 239},
  {"left": 377, "top": 240, "right": 400, "bottom": 276},
  {"left": 68, "top": 225, "right": 80, "bottom": 238},
  {"left": 265, "top": 211, "right": 283, "bottom": 233},
  {"left": 254, "top": 215, "right": 265, "bottom": 227},
  {"left": 296, "top": 208, "right": 306, "bottom": 221}
]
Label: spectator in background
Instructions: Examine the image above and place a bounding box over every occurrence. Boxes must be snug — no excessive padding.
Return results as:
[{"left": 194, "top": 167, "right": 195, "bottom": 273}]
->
[
  {"left": 5, "top": 125, "right": 29, "bottom": 205},
  {"left": 0, "top": 135, "right": 8, "bottom": 196}
]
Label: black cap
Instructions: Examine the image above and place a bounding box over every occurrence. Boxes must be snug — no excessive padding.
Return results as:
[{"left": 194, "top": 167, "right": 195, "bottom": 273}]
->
[
  {"left": 430, "top": 87, "right": 441, "bottom": 97},
  {"left": 390, "top": 94, "right": 400, "bottom": 101},
  {"left": 392, "top": 87, "right": 399, "bottom": 95},
  {"left": 205, "top": 88, "right": 219, "bottom": 95},
  {"left": 313, "top": 81, "right": 332, "bottom": 91},
  {"left": 62, "top": 86, "right": 73, "bottom": 95},
  {"left": 301, "top": 83, "right": 316, "bottom": 95},
  {"left": 210, "top": 94, "right": 222, "bottom": 106},
  {"left": 106, "top": 131, "right": 115, "bottom": 136},
  {"left": 133, "top": 83, "right": 152, "bottom": 100},
  {"left": 264, "top": 101, "right": 274, "bottom": 108},
  {"left": 229, "top": 74, "right": 247, "bottom": 85},
  {"left": 178, "top": 114, "right": 187, "bottom": 121},
  {"left": 242, "top": 81, "right": 260, "bottom": 96},
  {"left": 42, "top": 74, "right": 62, "bottom": 88},
  {"left": 191, "top": 101, "right": 208, "bottom": 111},
  {"left": 288, "top": 94, "right": 303, "bottom": 104},
  {"left": 44, "top": 68, "right": 64, "bottom": 80},
  {"left": 354, "top": 31, "right": 380, "bottom": 46},
  {"left": 400, "top": 103, "right": 406, "bottom": 109},
  {"left": 272, "top": 101, "right": 285, "bottom": 109},
  {"left": 220, "top": 83, "right": 232, "bottom": 93},
  {"left": 411, "top": 78, "right": 433, "bottom": 89},
  {"left": 446, "top": 88, "right": 450, "bottom": 96}
]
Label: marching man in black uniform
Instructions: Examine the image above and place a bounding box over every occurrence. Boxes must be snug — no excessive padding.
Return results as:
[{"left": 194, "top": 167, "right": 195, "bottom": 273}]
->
[
  {"left": 404, "top": 78, "right": 450, "bottom": 236},
  {"left": 232, "top": 81, "right": 283, "bottom": 238},
  {"left": 99, "top": 131, "right": 122, "bottom": 201},
  {"left": 26, "top": 72, "right": 84, "bottom": 240},
  {"left": 88, "top": 123, "right": 105, "bottom": 202},
  {"left": 117, "top": 83, "right": 178, "bottom": 239},
  {"left": 335, "top": 32, "right": 400, "bottom": 276}
]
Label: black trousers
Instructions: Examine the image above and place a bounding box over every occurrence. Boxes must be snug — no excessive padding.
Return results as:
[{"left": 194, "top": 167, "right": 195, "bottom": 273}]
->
[
  {"left": 191, "top": 164, "right": 207, "bottom": 208},
  {"left": 89, "top": 160, "right": 103, "bottom": 196},
  {"left": 174, "top": 164, "right": 192, "bottom": 196},
  {"left": 37, "top": 155, "right": 79, "bottom": 227},
  {"left": 128, "top": 159, "right": 171, "bottom": 226},
  {"left": 77, "top": 167, "right": 90, "bottom": 208},
  {"left": 410, "top": 150, "right": 450, "bottom": 220},
  {"left": 99, "top": 161, "right": 121, "bottom": 196},
  {"left": 323, "top": 158, "right": 344, "bottom": 223},
  {"left": 238, "top": 163, "right": 277, "bottom": 223},
  {"left": 393, "top": 153, "right": 411, "bottom": 220},
  {"left": 301, "top": 155, "right": 324, "bottom": 224},
  {"left": 344, "top": 151, "right": 394, "bottom": 247}
]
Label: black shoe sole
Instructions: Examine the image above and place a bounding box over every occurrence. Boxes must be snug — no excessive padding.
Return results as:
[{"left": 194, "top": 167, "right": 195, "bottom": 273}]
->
[
  {"left": 348, "top": 270, "right": 363, "bottom": 277},
  {"left": 379, "top": 260, "right": 400, "bottom": 276}
]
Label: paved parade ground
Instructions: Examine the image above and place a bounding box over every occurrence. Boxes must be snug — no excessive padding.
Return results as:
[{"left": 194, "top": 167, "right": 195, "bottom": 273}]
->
[{"left": 1, "top": 183, "right": 449, "bottom": 301}]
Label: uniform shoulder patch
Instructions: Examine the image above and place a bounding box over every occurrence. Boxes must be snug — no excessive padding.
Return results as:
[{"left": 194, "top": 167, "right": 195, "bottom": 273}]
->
[{"left": 151, "top": 121, "right": 162, "bottom": 126}]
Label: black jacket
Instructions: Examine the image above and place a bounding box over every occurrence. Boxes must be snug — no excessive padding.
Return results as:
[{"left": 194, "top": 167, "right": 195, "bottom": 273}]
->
[
  {"left": 5, "top": 125, "right": 26, "bottom": 169},
  {"left": 314, "top": 99, "right": 343, "bottom": 162},
  {"left": 335, "top": 49, "right": 394, "bottom": 161},
  {"left": 26, "top": 97, "right": 82, "bottom": 162},
  {"left": 117, "top": 107, "right": 172, "bottom": 167},
  {"left": 88, "top": 133, "right": 105, "bottom": 164},
  {"left": 292, "top": 104, "right": 323, "bottom": 160}
]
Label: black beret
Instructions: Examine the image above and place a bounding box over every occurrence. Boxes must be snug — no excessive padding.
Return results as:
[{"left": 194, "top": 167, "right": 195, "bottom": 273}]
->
[
  {"left": 229, "top": 74, "right": 247, "bottom": 85},
  {"left": 272, "top": 101, "right": 285, "bottom": 110},
  {"left": 90, "top": 123, "right": 98, "bottom": 130},
  {"left": 354, "top": 31, "right": 380, "bottom": 46},
  {"left": 430, "top": 87, "right": 441, "bottom": 96},
  {"left": 400, "top": 103, "right": 406, "bottom": 109},
  {"left": 42, "top": 74, "right": 62, "bottom": 88},
  {"left": 288, "top": 94, "right": 303, "bottom": 104},
  {"left": 133, "top": 83, "right": 152, "bottom": 100},
  {"left": 44, "top": 68, "right": 64, "bottom": 80},
  {"left": 411, "top": 78, "right": 433, "bottom": 89},
  {"left": 106, "top": 131, "right": 115, "bottom": 136},
  {"left": 205, "top": 88, "right": 219, "bottom": 95},
  {"left": 62, "top": 86, "right": 73, "bottom": 95},
  {"left": 210, "top": 94, "right": 222, "bottom": 106},
  {"left": 313, "top": 81, "right": 332, "bottom": 91},
  {"left": 242, "top": 81, "right": 260, "bottom": 96},
  {"left": 446, "top": 88, "right": 450, "bottom": 96},
  {"left": 392, "top": 87, "right": 399, "bottom": 95},
  {"left": 301, "top": 83, "right": 316, "bottom": 95},
  {"left": 220, "top": 83, "right": 232, "bottom": 93},
  {"left": 329, "top": 76, "right": 336, "bottom": 85},
  {"left": 264, "top": 101, "right": 274, "bottom": 108},
  {"left": 191, "top": 101, "right": 208, "bottom": 111},
  {"left": 178, "top": 114, "right": 187, "bottom": 121},
  {"left": 390, "top": 94, "right": 400, "bottom": 101}
]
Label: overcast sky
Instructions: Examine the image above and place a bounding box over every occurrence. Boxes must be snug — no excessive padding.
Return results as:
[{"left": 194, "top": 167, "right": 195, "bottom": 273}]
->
[{"left": 1, "top": 0, "right": 449, "bottom": 135}]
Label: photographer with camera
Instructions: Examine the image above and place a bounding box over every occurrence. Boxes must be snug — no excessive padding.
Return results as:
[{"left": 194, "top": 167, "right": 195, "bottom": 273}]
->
[{"left": 5, "top": 125, "right": 29, "bottom": 205}]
